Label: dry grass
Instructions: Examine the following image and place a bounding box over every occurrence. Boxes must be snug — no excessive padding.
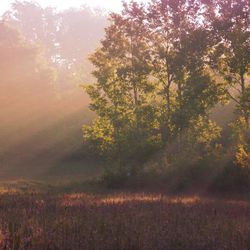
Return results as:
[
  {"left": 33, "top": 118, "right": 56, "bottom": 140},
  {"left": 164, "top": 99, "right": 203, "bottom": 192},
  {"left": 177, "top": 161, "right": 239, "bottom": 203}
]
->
[{"left": 0, "top": 188, "right": 249, "bottom": 250}]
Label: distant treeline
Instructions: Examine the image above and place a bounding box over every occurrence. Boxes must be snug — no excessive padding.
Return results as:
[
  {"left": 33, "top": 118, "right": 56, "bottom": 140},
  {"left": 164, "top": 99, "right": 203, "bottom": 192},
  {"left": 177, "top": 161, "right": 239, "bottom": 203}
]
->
[
  {"left": 83, "top": 0, "right": 250, "bottom": 189},
  {"left": 0, "top": 1, "right": 107, "bottom": 175}
]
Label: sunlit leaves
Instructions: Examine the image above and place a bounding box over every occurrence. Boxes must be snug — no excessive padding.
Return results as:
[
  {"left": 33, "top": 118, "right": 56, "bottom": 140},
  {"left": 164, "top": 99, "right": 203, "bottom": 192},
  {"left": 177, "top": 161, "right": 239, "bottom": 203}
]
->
[{"left": 84, "top": 0, "right": 249, "bottom": 177}]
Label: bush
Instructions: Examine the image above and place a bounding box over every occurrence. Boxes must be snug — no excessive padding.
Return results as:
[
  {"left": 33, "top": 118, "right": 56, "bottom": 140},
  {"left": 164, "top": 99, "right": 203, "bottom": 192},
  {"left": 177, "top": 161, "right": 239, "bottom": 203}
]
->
[{"left": 235, "top": 144, "right": 250, "bottom": 169}]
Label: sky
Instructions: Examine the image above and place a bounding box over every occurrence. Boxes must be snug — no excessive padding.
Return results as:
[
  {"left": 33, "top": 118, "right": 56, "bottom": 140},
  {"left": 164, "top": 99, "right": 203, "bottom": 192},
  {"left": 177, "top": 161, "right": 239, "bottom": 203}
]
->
[{"left": 0, "top": 0, "right": 148, "bottom": 14}]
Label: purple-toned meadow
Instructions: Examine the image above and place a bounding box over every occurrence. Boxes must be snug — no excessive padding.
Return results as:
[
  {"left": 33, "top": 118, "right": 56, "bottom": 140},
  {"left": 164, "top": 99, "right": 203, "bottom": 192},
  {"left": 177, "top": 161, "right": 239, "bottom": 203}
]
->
[{"left": 0, "top": 191, "right": 249, "bottom": 249}]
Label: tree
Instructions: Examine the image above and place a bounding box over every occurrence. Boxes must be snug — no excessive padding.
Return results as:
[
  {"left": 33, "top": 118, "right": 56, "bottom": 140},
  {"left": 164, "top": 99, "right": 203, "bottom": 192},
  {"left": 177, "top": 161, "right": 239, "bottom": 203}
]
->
[
  {"left": 0, "top": 21, "right": 55, "bottom": 102},
  {"left": 2, "top": 1, "right": 107, "bottom": 71},
  {"left": 2, "top": 1, "right": 57, "bottom": 61},
  {"left": 83, "top": 2, "right": 161, "bottom": 175},
  {"left": 206, "top": 0, "right": 250, "bottom": 137},
  {"left": 83, "top": 0, "right": 225, "bottom": 180},
  {"left": 147, "top": 0, "right": 223, "bottom": 149},
  {"left": 0, "top": 21, "right": 55, "bottom": 154}
]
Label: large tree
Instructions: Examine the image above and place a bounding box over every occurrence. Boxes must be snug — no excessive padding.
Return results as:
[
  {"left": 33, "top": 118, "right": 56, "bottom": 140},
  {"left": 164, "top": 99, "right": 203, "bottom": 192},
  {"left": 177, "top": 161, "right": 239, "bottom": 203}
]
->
[
  {"left": 84, "top": 0, "right": 225, "bottom": 173},
  {"left": 83, "top": 2, "right": 160, "bottom": 173},
  {"left": 146, "top": 0, "right": 223, "bottom": 151},
  {"left": 206, "top": 0, "right": 250, "bottom": 138}
]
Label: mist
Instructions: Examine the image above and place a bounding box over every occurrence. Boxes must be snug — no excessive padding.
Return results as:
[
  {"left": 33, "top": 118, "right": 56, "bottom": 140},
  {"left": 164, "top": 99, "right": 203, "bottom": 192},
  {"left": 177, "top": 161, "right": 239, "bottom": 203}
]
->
[{"left": 0, "top": 1, "right": 249, "bottom": 249}]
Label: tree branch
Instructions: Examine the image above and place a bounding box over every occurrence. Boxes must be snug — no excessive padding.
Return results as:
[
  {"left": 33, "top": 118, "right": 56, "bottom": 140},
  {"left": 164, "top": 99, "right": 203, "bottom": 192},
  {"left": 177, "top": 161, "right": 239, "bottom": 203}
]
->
[{"left": 226, "top": 90, "right": 240, "bottom": 105}]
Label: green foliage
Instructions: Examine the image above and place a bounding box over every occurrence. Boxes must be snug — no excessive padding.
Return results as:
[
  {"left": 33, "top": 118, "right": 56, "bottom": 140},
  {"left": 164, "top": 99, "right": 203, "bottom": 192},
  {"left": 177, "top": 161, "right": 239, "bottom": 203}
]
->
[
  {"left": 207, "top": 0, "right": 250, "bottom": 130},
  {"left": 186, "top": 116, "right": 222, "bottom": 153},
  {"left": 83, "top": 3, "right": 162, "bottom": 180},
  {"left": 81, "top": 0, "right": 250, "bottom": 186},
  {"left": 83, "top": 0, "right": 248, "bottom": 184},
  {"left": 235, "top": 144, "right": 250, "bottom": 169},
  {"left": 83, "top": 117, "right": 115, "bottom": 156},
  {"left": 230, "top": 117, "right": 249, "bottom": 144}
]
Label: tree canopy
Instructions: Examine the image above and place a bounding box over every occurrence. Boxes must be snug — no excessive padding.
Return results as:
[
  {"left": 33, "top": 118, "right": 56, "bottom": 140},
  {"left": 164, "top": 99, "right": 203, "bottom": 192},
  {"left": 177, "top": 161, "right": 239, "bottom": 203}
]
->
[{"left": 83, "top": 0, "right": 250, "bottom": 180}]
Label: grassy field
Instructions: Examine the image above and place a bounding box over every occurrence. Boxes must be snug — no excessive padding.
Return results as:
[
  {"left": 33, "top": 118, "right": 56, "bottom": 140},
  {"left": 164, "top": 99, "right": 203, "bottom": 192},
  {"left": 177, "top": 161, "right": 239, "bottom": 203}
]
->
[{"left": 0, "top": 182, "right": 249, "bottom": 250}]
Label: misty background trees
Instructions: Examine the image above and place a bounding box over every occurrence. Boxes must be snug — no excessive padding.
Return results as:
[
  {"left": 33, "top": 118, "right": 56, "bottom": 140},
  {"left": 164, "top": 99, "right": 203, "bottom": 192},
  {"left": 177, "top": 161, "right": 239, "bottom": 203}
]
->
[{"left": 0, "top": 1, "right": 106, "bottom": 178}]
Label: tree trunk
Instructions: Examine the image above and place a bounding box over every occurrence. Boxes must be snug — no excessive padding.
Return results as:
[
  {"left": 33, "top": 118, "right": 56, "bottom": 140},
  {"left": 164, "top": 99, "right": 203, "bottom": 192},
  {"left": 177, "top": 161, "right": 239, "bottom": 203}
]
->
[{"left": 240, "top": 73, "right": 249, "bottom": 130}]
